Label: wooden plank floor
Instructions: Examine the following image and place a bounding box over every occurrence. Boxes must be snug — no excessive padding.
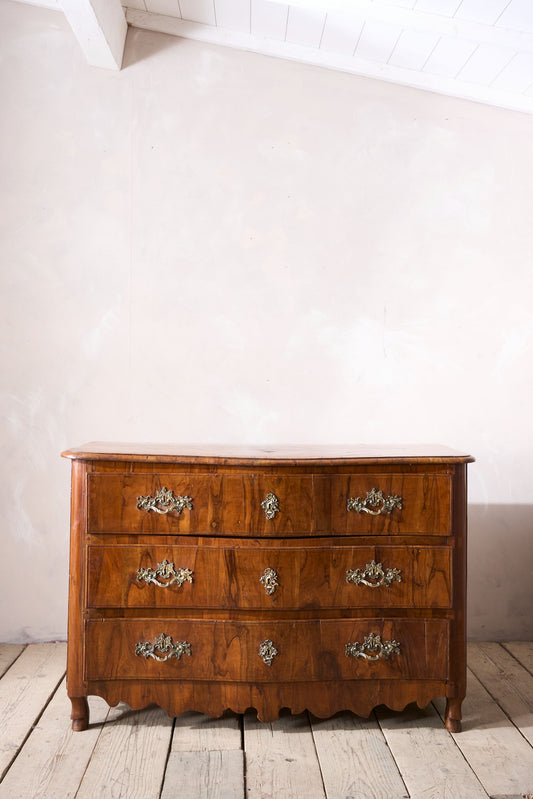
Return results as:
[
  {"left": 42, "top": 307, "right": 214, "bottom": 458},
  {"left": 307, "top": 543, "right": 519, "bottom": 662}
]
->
[{"left": 0, "top": 642, "right": 532, "bottom": 798}]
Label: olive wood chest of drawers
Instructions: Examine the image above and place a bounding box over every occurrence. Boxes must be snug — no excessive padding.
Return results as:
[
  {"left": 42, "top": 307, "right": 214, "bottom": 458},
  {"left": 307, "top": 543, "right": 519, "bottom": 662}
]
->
[{"left": 62, "top": 443, "right": 474, "bottom": 732}]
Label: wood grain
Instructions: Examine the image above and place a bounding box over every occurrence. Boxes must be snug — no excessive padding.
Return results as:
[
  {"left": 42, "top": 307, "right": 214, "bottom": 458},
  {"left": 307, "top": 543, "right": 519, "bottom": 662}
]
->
[
  {"left": 0, "top": 679, "right": 112, "bottom": 799},
  {"left": 161, "top": 751, "right": 244, "bottom": 799},
  {"left": 376, "top": 702, "right": 488, "bottom": 797},
  {"left": 171, "top": 711, "right": 242, "bottom": 751},
  {"left": 0, "top": 643, "right": 66, "bottom": 779},
  {"left": 503, "top": 641, "right": 533, "bottom": 675},
  {"left": 75, "top": 703, "right": 173, "bottom": 799},
  {"left": 66, "top": 459, "right": 88, "bottom": 730},
  {"left": 163, "top": 714, "right": 243, "bottom": 799},
  {"left": 244, "top": 711, "right": 327, "bottom": 799},
  {"left": 87, "top": 473, "right": 316, "bottom": 535},
  {"left": 434, "top": 666, "right": 533, "bottom": 796},
  {"left": 82, "top": 678, "right": 450, "bottom": 723},
  {"left": 64, "top": 444, "right": 470, "bottom": 730},
  {"left": 85, "top": 618, "right": 449, "bottom": 683},
  {"left": 62, "top": 442, "right": 475, "bottom": 465},
  {"left": 310, "top": 711, "right": 408, "bottom": 799},
  {"left": 445, "top": 461, "right": 468, "bottom": 732},
  {"left": 0, "top": 644, "right": 25, "bottom": 678},
  {"left": 4, "top": 642, "right": 533, "bottom": 798},
  {"left": 320, "top": 473, "right": 451, "bottom": 534},
  {"left": 87, "top": 543, "right": 452, "bottom": 610},
  {"left": 467, "top": 641, "right": 533, "bottom": 746},
  {"left": 87, "top": 471, "right": 451, "bottom": 536}
]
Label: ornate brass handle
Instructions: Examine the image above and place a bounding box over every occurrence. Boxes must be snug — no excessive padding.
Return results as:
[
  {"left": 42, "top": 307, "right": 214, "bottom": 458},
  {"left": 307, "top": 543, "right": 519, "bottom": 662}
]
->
[
  {"left": 345, "top": 632, "right": 400, "bottom": 661},
  {"left": 346, "top": 560, "right": 401, "bottom": 588},
  {"left": 137, "top": 487, "right": 193, "bottom": 515},
  {"left": 347, "top": 488, "right": 402, "bottom": 516},
  {"left": 260, "top": 567, "right": 279, "bottom": 596},
  {"left": 261, "top": 492, "right": 280, "bottom": 520},
  {"left": 135, "top": 633, "right": 191, "bottom": 662},
  {"left": 137, "top": 560, "right": 193, "bottom": 588},
  {"left": 259, "top": 639, "right": 278, "bottom": 665}
]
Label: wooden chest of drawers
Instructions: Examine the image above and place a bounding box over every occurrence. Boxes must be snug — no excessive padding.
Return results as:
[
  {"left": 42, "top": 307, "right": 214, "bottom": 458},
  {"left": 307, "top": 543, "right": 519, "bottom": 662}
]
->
[{"left": 62, "top": 443, "right": 473, "bottom": 732}]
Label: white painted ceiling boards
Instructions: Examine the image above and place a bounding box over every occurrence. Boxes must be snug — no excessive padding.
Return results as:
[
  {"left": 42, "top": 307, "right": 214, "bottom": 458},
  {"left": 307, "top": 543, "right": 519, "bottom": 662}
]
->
[{"left": 13, "top": 0, "right": 533, "bottom": 113}]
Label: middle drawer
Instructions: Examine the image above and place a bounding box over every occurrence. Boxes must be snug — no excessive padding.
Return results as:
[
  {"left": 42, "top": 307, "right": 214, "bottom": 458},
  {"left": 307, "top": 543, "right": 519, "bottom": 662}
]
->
[{"left": 87, "top": 544, "right": 452, "bottom": 610}]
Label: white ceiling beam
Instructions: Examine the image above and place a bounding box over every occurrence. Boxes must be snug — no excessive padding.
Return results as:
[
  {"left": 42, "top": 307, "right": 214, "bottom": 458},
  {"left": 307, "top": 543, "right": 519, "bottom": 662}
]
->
[{"left": 61, "top": 0, "right": 127, "bottom": 70}]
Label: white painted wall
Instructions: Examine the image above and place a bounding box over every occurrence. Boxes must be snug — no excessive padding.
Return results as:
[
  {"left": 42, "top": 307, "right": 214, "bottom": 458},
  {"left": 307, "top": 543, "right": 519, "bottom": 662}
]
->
[{"left": 1, "top": 0, "right": 532, "bottom": 643}]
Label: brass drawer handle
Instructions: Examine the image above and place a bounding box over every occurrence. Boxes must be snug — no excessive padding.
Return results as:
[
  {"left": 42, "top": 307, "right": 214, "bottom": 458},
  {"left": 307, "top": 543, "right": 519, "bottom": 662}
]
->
[
  {"left": 137, "top": 487, "right": 193, "bottom": 516},
  {"left": 260, "top": 567, "right": 279, "bottom": 596},
  {"left": 137, "top": 560, "right": 193, "bottom": 589},
  {"left": 345, "top": 632, "right": 400, "bottom": 661},
  {"left": 346, "top": 560, "right": 401, "bottom": 588},
  {"left": 346, "top": 488, "right": 402, "bottom": 516},
  {"left": 135, "top": 633, "right": 191, "bottom": 662},
  {"left": 259, "top": 639, "right": 278, "bottom": 665},
  {"left": 261, "top": 492, "right": 280, "bottom": 520}
]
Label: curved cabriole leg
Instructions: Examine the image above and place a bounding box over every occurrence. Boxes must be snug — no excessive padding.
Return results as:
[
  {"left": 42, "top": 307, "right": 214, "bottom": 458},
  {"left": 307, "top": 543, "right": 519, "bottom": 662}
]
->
[
  {"left": 70, "top": 697, "right": 89, "bottom": 731},
  {"left": 445, "top": 698, "right": 462, "bottom": 733}
]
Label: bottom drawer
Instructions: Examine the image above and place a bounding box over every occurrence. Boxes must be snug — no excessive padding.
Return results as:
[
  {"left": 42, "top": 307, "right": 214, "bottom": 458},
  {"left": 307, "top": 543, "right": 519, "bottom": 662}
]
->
[{"left": 85, "top": 618, "right": 449, "bottom": 683}]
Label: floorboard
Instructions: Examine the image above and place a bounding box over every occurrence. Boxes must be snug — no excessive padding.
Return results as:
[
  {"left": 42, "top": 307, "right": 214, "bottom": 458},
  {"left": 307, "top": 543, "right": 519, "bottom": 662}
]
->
[
  {"left": 244, "top": 710, "right": 327, "bottom": 799},
  {"left": 503, "top": 641, "right": 533, "bottom": 675},
  {"left": 310, "top": 711, "right": 409, "bottom": 799},
  {"left": 0, "top": 642, "right": 532, "bottom": 798},
  {"left": 163, "top": 711, "right": 244, "bottom": 799},
  {"left": 433, "top": 667, "right": 533, "bottom": 797},
  {"left": 0, "top": 679, "right": 111, "bottom": 799},
  {"left": 0, "top": 645, "right": 24, "bottom": 679},
  {"left": 376, "top": 701, "right": 488, "bottom": 798},
  {"left": 75, "top": 704, "right": 173, "bottom": 799},
  {"left": 162, "top": 750, "right": 244, "bottom": 799},
  {"left": 468, "top": 641, "right": 533, "bottom": 746},
  {"left": 0, "top": 643, "right": 66, "bottom": 780}
]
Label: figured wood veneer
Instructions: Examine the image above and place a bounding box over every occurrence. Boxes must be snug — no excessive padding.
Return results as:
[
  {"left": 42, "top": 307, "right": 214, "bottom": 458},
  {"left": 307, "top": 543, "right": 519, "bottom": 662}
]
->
[
  {"left": 87, "top": 544, "right": 453, "bottom": 610},
  {"left": 63, "top": 444, "right": 473, "bottom": 733},
  {"left": 87, "top": 473, "right": 451, "bottom": 535},
  {"left": 85, "top": 619, "right": 450, "bottom": 682}
]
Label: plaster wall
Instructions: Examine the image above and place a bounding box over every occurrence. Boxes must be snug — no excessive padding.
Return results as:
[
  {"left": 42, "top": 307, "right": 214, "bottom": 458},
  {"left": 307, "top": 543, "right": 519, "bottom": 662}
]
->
[{"left": 1, "top": 0, "right": 532, "bottom": 642}]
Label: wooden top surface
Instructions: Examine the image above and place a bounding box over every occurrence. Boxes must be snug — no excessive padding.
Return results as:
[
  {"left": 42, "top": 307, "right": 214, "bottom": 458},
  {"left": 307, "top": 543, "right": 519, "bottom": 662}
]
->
[{"left": 61, "top": 442, "right": 474, "bottom": 465}]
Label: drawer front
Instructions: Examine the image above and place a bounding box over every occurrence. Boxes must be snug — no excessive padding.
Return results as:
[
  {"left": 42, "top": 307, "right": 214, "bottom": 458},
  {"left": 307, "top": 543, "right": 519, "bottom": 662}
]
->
[
  {"left": 87, "top": 472, "right": 451, "bottom": 537},
  {"left": 87, "top": 544, "right": 452, "bottom": 610},
  {"left": 85, "top": 618, "right": 449, "bottom": 682},
  {"left": 87, "top": 474, "right": 315, "bottom": 535},
  {"left": 316, "top": 474, "right": 451, "bottom": 535}
]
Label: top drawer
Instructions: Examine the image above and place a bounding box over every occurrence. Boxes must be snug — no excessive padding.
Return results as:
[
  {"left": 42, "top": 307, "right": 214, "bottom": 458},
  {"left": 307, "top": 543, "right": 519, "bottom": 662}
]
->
[
  {"left": 87, "top": 474, "right": 315, "bottom": 535},
  {"left": 87, "top": 472, "right": 451, "bottom": 536}
]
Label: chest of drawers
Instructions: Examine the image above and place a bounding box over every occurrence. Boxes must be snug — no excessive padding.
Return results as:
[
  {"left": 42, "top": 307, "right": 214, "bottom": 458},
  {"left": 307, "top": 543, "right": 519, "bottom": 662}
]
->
[{"left": 62, "top": 443, "right": 473, "bottom": 732}]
